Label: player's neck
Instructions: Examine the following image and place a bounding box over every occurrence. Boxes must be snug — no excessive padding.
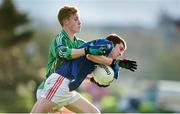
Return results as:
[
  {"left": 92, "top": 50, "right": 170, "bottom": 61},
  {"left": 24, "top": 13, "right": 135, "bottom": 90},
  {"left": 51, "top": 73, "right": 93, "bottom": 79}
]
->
[{"left": 64, "top": 28, "right": 75, "bottom": 41}]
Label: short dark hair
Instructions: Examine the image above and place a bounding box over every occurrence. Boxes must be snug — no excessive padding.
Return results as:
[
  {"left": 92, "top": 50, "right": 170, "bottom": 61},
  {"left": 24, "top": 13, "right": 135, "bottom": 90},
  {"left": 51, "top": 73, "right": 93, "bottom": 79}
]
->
[
  {"left": 106, "top": 33, "right": 127, "bottom": 50},
  {"left": 58, "top": 6, "right": 78, "bottom": 26}
]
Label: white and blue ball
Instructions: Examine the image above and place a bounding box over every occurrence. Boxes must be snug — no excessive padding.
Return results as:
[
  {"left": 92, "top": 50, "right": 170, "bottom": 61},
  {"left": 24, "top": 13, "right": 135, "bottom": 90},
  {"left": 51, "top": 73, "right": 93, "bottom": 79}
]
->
[{"left": 91, "top": 64, "right": 114, "bottom": 86}]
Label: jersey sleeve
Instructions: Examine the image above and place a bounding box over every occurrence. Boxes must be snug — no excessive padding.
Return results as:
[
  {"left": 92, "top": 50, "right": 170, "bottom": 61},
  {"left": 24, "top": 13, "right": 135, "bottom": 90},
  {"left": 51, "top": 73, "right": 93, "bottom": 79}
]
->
[{"left": 54, "top": 35, "right": 72, "bottom": 60}]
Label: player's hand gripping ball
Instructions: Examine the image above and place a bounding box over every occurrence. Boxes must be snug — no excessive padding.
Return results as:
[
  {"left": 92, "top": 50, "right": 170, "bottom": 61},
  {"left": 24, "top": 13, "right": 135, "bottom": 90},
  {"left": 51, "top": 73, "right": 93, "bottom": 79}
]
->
[{"left": 91, "top": 64, "right": 114, "bottom": 86}]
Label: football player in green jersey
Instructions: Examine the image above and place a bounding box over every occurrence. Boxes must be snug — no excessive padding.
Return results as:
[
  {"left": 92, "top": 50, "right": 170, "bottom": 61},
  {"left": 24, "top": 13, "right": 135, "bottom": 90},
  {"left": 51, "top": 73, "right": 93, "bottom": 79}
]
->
[{"left": 31, "top": 5, "right": 106, "bottom": 113}]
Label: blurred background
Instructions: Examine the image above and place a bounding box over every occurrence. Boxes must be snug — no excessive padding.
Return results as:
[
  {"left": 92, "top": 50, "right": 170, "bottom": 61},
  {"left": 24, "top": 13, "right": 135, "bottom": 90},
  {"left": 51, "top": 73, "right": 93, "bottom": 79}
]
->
[{"left": 0, "top": 0, "right": 179, "bottom": 113}]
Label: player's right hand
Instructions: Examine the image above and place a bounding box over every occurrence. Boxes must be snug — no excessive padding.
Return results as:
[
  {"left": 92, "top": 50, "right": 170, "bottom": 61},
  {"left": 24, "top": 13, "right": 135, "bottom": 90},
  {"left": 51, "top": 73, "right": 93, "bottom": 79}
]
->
[{"left": 84, "top": 42, "right": 107, "bottom": 55}]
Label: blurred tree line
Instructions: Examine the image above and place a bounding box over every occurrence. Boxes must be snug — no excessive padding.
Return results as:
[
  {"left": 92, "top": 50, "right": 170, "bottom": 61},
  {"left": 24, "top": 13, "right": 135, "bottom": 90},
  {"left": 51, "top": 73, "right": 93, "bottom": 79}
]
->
[
  {"left": 0, "top": 0, "right": 38, "bottom": 112},
  {"left": 0, "top": 0, "right": 179, "bottom": 113}
]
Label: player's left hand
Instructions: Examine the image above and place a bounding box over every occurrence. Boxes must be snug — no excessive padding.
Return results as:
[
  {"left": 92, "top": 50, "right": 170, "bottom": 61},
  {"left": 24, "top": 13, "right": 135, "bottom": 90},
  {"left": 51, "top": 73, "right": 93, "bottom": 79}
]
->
[
  {"left": 84, "top": 40, "right": 112, "bottom": 56},
  {"left": 85, "top": 44, "right": 107, "bottom": 55},
  {"left": 90, "top": 77, "right": 110, "bottom": 87},
  {"left": 118, "top": 59, "right": 137, "bottom": 72}
]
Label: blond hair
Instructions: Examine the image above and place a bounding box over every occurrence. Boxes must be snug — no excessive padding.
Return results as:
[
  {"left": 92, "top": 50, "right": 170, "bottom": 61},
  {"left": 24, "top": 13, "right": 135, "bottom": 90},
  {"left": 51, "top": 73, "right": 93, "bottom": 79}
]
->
[{"left": 58, "top": 5, "right": 78, "bottom": 26}]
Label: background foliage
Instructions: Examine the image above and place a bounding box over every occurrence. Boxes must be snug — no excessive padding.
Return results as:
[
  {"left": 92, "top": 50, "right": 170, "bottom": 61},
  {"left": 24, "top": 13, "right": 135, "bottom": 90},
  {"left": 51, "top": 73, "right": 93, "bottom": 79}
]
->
[{"left": 0, "top": 0, "right": 179, "bottom": 113}]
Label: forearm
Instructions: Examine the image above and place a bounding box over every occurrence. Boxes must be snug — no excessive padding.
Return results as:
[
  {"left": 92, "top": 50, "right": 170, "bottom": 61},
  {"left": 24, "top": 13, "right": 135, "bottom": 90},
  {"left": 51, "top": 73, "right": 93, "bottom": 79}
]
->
[
  {"left": 55, "top": 45, "right": 86, "bottom": 60},
  {"left": 86, "top": 54, "right": 113, "bottom": 65},
  {"left": 71, "top": 48, "right": 85, "bottom": 59}
]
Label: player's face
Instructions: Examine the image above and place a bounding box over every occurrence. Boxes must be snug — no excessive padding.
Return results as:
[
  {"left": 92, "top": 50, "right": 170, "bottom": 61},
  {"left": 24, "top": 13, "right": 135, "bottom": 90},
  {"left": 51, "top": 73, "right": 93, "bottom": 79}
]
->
[
  {"left": 108, "top": 43, "right": 125, "bottom": 59},
  {"left": 66, "top": 13, "right": 81, "bottom": 33}
]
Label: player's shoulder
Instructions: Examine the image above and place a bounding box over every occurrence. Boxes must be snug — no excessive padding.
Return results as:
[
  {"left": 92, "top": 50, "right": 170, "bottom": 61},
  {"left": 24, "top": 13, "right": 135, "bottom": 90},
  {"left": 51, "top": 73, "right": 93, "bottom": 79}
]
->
[
  {"left": 55, "top": 31, "right": 66, "bottom": 40},
  {"left": 53, "top": 31, "right": 68, "bottom": 45},
  {"left": 75, "top": 37, "right": 86, "bottom": 43}
]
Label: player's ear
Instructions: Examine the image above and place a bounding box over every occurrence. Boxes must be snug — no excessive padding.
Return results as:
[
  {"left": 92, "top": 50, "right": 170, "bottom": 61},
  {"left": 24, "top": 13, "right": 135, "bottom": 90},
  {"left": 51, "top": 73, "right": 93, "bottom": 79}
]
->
[{"left": 63, "top": 19, "right": 69, "bottom": 26}]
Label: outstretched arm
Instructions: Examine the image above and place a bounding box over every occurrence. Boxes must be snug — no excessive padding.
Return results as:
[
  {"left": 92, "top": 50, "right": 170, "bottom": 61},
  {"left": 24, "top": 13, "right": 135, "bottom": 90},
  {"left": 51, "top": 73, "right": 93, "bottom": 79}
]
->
[
  {"left": 52, "top": 36, "right": 85, "bottom": 60},
  {"left": 55, "top": 39, "right": 110, "bottom": 60}
]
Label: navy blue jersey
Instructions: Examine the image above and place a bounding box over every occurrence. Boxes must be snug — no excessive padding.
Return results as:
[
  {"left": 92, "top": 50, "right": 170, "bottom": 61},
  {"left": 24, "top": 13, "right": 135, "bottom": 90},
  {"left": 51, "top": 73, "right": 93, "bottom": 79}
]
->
[{"left": 56, "top": 39, "right": 113, "bottom": 90}]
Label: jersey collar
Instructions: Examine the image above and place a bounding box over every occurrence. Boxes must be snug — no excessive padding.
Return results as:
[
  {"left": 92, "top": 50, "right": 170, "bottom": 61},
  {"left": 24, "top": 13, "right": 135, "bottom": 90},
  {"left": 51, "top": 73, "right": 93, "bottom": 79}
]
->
[{"left": 61, "top": 29, "right": 77, "bottom": 41}]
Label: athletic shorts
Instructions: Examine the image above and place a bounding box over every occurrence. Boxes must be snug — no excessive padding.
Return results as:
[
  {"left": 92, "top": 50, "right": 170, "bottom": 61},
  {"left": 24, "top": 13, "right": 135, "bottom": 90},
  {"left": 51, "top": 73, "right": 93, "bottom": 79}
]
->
[
  {"left": 36, "top": 88, "right": 42, "bottom": 100},
  {"left": 39, "top": 73, "right": 81, "bottom": 108}
]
